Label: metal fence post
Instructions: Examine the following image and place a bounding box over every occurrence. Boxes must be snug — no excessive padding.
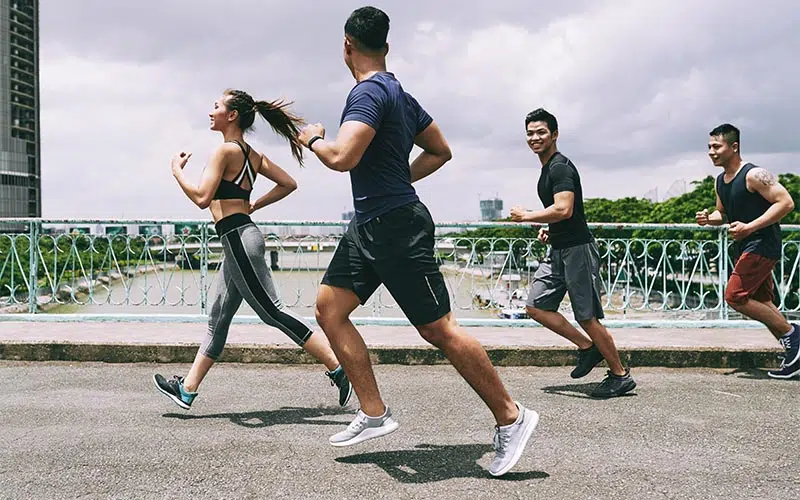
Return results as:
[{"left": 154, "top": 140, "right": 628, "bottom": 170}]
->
[
  {"left": 28, "top": 220, "right": 40, "bottom": 313},
  {"left": 200, "top": 222, "right": 209, "bottom": 315},
  {"left": 718, "top": 226, "right": 729, "bottom": 320}
]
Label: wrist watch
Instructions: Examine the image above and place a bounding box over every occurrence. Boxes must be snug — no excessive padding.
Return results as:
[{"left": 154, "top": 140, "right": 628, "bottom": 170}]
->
[{"left": 308, "top": 135, "right": 323, "bottom": 151}]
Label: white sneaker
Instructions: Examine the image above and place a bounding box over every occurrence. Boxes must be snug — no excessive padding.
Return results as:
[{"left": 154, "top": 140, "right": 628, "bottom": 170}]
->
[
  {"left": 329, "top": 407, "right": 400, "bottom": 447},
  {"left": 489, "top": 403, "right": 539, "bottom": 477}
]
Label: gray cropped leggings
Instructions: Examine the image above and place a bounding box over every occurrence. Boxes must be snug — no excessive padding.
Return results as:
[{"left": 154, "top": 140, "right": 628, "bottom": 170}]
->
[{"left": 201, "top": 221, "right": 314, "bottom": 360}]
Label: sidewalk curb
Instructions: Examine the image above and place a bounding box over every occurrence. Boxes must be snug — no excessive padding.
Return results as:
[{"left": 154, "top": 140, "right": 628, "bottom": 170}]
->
[{"left": 0, "top": 341, "right": 783, "bottom": 368}]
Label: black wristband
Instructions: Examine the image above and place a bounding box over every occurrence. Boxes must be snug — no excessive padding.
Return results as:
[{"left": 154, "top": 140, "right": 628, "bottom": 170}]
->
[{"left": 307, "top": 135, "right": 323, "bottom": 151}]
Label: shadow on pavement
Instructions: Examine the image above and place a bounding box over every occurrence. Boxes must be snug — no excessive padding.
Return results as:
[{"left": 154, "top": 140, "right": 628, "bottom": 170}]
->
[
  {"left": 162, "top": 406, "right": 350, "bottom": 428},
  {"left": 723, "top": 367, "right": 773, "bottom": 380},
  {"left": 540, "top": 382, "right": 598, "bottom": 399},
  {"left": 725, "top": 367, "right": 800, "bottom": 381},
  {"left": 540, "top": 382, "right": 638, "bottom": 399},
  {"left": 336, "top": 443, "right": 549, "bottom": 483}
]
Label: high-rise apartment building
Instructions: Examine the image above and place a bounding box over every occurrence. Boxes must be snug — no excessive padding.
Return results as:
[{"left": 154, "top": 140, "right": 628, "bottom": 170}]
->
[
  {"left": 0, "top": 0, "right": 40, "bottom": 218},
  {"left": 480, "top": 198, "right": 503, "bottom": 221}
]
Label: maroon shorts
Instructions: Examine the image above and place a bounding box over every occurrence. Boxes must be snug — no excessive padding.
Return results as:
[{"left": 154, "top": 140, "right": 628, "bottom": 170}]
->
[{"left": 724, "top": 252, "right": 776, "bottom": 304}]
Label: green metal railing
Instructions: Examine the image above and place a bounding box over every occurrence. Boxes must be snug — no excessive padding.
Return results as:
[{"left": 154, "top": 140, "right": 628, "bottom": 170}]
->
[{"left": 1, "top": 218, "right": 798, "bottom": 328}]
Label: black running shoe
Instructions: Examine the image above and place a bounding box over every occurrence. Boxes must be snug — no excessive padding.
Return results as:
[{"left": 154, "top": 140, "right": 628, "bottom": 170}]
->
[
  {"left": 325, "top": 368, "right": 353, "bottom": 407},
  {"left": 768, "top": 325, "right": 800, "bottom": 379},
  {"left": 591, "top": 368, "right": 637, "bottom": 398},
  {"left": 571, "top": 344, "right": 604, "bottom": 379},
  {"left": 767, "top": 358, "right": 800, "bottom": 379},
  {"left": 153, "top": 374, "right": 196, "bottom": 410}
]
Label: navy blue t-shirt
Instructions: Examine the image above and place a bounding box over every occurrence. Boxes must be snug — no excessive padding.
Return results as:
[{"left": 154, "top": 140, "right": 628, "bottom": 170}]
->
[{"left": 340, "top": 72, "right": 433, "bottom": 224}]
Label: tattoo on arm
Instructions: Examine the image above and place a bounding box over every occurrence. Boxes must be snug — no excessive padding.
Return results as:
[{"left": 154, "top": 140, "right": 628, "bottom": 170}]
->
[{"left": 754, "top": 169, "right": 777, "bottom": 186}]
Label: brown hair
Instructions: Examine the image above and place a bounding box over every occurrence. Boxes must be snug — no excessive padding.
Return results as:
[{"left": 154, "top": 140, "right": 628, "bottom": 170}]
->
[{"left": 223, "top": 89, "right": 305, "bottom": 165}]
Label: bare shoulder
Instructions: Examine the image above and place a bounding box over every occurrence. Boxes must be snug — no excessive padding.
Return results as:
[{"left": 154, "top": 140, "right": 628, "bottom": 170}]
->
[
  {"left": 746, "top": 166, "right": 778, "bottom": 187},
  {"left": 214, "top": 142, "right": 242, "bottom": 158}
]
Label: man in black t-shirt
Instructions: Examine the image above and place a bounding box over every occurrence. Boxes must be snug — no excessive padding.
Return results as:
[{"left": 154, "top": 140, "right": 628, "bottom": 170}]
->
[{"left": 511, "top": 108, "right": 636, "bottom": 398}]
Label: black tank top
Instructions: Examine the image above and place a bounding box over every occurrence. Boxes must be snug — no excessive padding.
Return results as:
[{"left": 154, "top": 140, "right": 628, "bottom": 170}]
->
[
  {"left": 212, "top": 140, "right": 256, "bottom": 201},
  {"left": 716, "top": 163, "right": 781, "bottom": 259}
]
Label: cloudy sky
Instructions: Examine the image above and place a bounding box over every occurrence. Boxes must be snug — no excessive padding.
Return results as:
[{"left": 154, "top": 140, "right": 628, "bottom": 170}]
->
[{"left": 40, "top": 0, "right": 800, "bottom": 223}]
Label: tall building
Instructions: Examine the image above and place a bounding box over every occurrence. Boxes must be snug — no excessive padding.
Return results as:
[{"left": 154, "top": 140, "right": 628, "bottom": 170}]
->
[
  {"left": 480, "top": 198, "right": 503, "bottom": 221},
  {"left": 0, "top": 0, "right": 40, "bottom": 218}
]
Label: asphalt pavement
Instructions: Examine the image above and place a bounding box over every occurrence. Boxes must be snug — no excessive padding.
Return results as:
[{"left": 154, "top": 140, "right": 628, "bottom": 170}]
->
[{"left": 1, "top": 362, "right": 797, "bottom": 499}]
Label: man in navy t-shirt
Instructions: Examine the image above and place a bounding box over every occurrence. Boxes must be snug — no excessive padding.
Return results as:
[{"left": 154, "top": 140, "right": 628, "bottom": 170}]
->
[{"left": 298, "top": 6, "right": 537, "bottom": 477}]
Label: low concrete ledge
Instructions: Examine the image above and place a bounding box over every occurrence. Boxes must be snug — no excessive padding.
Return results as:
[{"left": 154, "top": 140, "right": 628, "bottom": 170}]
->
[{"left": 0, "top": 341, "right": 782, "bottom": 369}]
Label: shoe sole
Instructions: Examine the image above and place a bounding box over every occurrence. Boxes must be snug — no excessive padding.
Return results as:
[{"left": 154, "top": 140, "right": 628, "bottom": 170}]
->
[
  {"left": 571, "top": 364, "right": 600, "bottom": 379},
  {"left": 329, "top": 420, "right": 400, "bottom": 447},
  {"left": 592, "top": 379, "right": 637, "bottom": 399},
  {"left": 767, "top": 367, "right": 800, "bottom": 379},
  {"left": 489, "top": 409, "right": 540, "bottom": 477},
  {"left": 152, "top": 375, "right": 191, "bottom": 410},
  {"left": 340, "top": 382, "right": 354, "bottom": 407}
]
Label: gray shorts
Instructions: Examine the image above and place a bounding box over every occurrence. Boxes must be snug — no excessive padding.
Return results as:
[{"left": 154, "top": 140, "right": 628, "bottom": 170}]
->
[{"left": 526, "top": 240, "right": 604, "bottom": 322}]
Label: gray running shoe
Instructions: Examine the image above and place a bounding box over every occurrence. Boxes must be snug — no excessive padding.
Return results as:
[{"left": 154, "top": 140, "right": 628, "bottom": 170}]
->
[
  {"left": 591, "top": 368, "right": 636, "bottom": 398},
  {"left": 329, "top": 407, "right": 399, "bottom": 447},
  {"left": 489, "top": 403, "right": 539, "bottom": 477},
  {"left": 571, "top": 343, "right": 604, "bottom": 379}
]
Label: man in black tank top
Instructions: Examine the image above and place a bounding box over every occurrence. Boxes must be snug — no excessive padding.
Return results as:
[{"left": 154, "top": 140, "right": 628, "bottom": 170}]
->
[
  {"left": 510, "top": 108, "right": 636, "bottom": 398},
  {"left": 697, "top": 123, "right": 799, "bottom": 379}
]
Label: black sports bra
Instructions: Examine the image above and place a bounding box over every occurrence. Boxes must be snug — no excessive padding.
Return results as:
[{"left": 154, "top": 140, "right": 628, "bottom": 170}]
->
[{"left": 213, "top": 140, "right": 256, "bottom": 201}]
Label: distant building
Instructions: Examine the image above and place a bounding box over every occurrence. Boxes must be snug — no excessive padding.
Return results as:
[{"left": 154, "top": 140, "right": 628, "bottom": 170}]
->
[
  {"left": 341, "top": 210, "right": 355, "bottom": 221},
  {"left": 0, "top": 0, "right": 40, "bottom": 218},
  {"left": 479, "top": 198, "right": 503, "bottom": 221}
]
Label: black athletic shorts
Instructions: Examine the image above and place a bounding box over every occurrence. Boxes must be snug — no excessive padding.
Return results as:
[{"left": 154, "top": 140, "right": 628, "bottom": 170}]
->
[{"left": 321, "top": 201, "right": 451, "bottom": 326}]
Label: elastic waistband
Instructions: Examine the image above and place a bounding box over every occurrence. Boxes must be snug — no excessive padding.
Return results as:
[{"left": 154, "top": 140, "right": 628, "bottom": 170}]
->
[
  {"left": 550, "top": 236, "right": 595, "bottom": 252},
  {"left": 215, "top": 213, "right": 253, "bottom": 237}
]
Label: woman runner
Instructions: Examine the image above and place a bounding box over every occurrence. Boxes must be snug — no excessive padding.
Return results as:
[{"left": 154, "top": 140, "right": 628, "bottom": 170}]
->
[{"left": 153, "top": 89, "right": 352, "bottom": 409}]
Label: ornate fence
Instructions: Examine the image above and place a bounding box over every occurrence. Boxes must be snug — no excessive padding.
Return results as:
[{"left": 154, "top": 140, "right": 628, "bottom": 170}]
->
[{"left": 1, "top": 218, "right": 799, "bottom": 326}]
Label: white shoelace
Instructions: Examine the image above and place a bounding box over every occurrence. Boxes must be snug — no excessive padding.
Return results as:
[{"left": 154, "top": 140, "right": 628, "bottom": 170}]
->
[
  {"left": 776, "top": 336, "right": 794, "bottom": 368},
  {"left": 493, "top": 427, "right": 511, "bottom": 456},
  {"left": 346, "top": 412, "right": 369, "bottom": 434}
]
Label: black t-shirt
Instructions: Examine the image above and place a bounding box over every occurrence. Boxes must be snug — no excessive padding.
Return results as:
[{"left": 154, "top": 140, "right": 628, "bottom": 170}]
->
[{"left": 537, "top": 152, "right": 592, "bottom": 249}]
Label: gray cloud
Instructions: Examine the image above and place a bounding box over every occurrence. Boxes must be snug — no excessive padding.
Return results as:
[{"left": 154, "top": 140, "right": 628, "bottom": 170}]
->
[{"left": 39, "top": 0, "right": 800, "bottom": 222}]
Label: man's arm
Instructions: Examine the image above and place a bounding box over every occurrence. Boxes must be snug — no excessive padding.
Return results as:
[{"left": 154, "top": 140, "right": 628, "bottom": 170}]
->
[
  {"left": 510, "top": 163, "right": 575, "bottom": 223},
  {"left": 510, "top": 192, "right": 574, "bottom": 223},
  {"left": 698, "top": 182, "right": 726, "bottom": 226},
  {"left": 250, "top": 154, "right": 298, "bottom": 212},
  {"left": 299, "top": 82, "right": 385, "bottom": 173},
  {"left": 173, "top": 147, "right": 227, "bottom": 209},
  {"left": 709, "top": 188, "right": 726, "bottom": 224},
  {"left": 410, "top": 122, "right": 452, "bottom": 183},
  {"left": 744, "top": 168, "right": 795, "bottom": 230},
  {"left": 304, "top": 121, "right": 376, "bottom": 172}
]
